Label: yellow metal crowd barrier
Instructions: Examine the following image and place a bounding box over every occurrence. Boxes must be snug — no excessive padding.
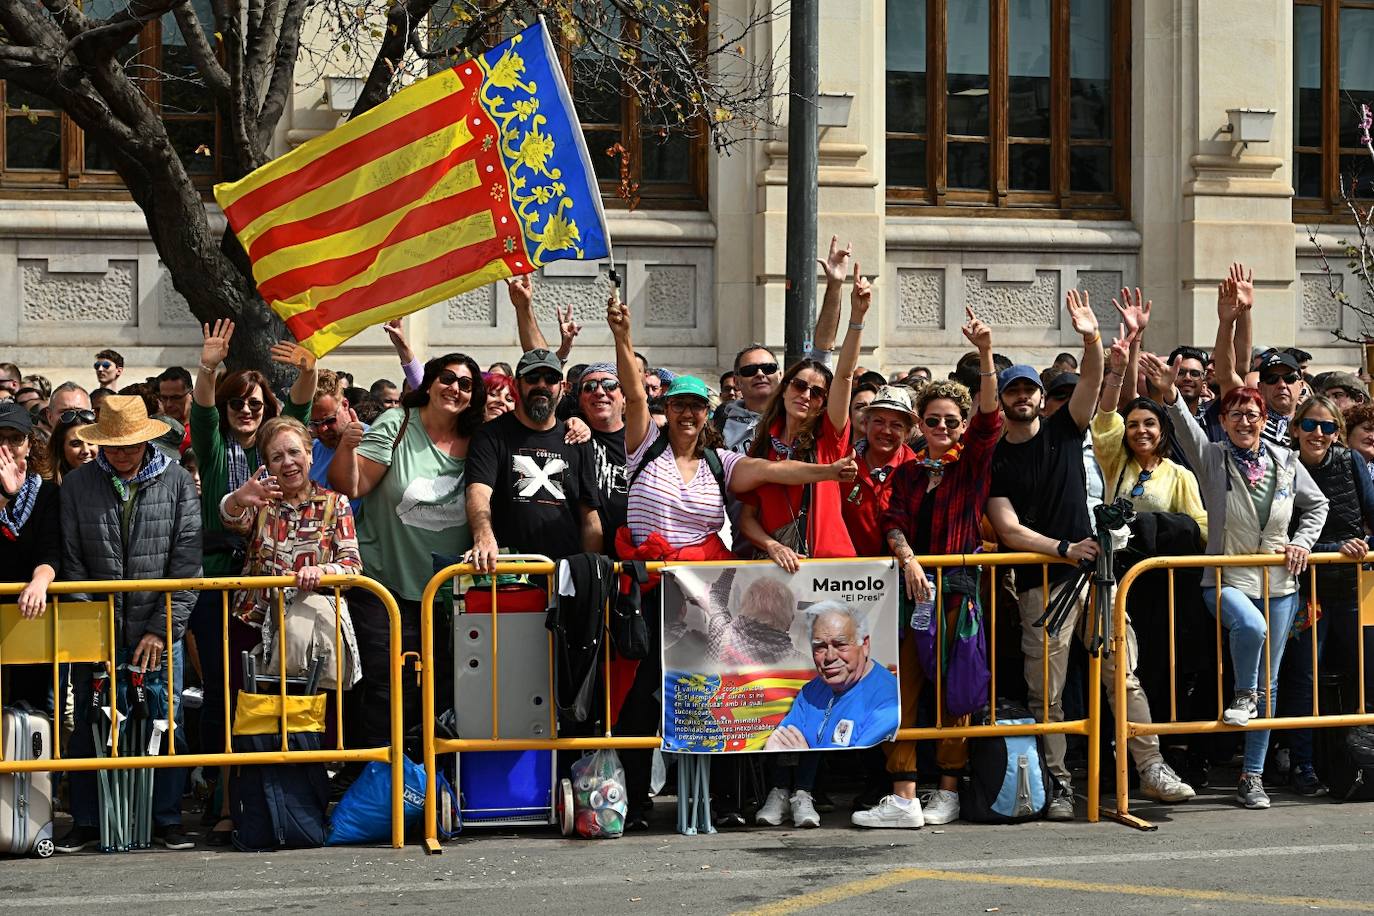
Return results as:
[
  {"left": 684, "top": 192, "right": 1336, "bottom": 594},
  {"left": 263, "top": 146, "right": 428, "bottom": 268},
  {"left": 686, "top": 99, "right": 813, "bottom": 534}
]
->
[
  {"left": 419, "top": 553, "right": 1099, "bottom": 851},
  {"left": 1110, "top": 552, "right": 1374, "bottom": 830},
  {"left": 0, "top": 574, "right": 408, "bottom": 848}
]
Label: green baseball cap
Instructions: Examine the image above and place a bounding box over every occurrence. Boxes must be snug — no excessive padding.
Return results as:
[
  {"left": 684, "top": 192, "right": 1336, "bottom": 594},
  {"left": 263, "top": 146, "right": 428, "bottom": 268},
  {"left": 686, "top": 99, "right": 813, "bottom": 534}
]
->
[{"left": 663, "top": 375, "right": 710, "bottom": 402}]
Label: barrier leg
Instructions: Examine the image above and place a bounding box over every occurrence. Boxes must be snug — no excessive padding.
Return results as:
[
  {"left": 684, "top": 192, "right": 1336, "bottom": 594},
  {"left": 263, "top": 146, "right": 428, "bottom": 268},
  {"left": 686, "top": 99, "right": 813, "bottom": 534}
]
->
[
  {"left": 421, "top": 579, "right": 442, "bottom": 855},
  {"left": 387, "top": 590, "right": 406, "bottom": 850}
]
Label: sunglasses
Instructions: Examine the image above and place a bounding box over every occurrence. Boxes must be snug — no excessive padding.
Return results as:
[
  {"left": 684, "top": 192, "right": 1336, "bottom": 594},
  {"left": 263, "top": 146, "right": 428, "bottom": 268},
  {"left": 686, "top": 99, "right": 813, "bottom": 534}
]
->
[
  {"left": 580, "top": 378, "right": 621, "bottom": 395},
  {"left": 737, "top": 362, "right": 779, "bottom": 378},
  {"left": 1298, "top": 417, "right": 1338, "bottom": 435},
  {"left": 227, "top": 397, "right": 265, "bottom": 414},
  {"left": 923, "top": 416, "right": 961, "bottom": 429},
  {"left": 93, "top": 361, "right": 115, "bottom": 371},
  {"left": 521, "top": 370, "right": 562, "bottom": 387},
  {"left": 1130, "top": 469, "right": 1153, "bottom": 499},
  {"left": 308, "top": 415, "right": 338, "bottom": 431},
  {"left": 59, "top": 409, "right": 97, "bottom": 426},
  {"left": 1262, "top": 372, "right": 1301, "bottom": 385},
  {"left": 787, "top": 377, "right": 827, "bottom": 401},
  {"left": 1177, "top": 368, "right": 1204, "bottom": 379},
  {"left": 435, "top": 370, "right": 474, "bottom": 392}
]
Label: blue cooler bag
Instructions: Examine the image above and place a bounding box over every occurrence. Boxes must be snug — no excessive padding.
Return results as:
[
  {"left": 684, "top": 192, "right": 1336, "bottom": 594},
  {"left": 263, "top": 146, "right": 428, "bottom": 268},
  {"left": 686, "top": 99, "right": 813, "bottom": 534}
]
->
[{"left": 328, "top": 757, "right": 459, "bottom": 844}]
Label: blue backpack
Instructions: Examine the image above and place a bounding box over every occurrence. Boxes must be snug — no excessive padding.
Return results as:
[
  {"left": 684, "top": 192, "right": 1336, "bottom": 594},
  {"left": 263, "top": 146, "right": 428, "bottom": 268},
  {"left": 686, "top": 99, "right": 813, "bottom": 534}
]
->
[{"left": 960, "top": 702, "right": 1053, "bottom": 823}]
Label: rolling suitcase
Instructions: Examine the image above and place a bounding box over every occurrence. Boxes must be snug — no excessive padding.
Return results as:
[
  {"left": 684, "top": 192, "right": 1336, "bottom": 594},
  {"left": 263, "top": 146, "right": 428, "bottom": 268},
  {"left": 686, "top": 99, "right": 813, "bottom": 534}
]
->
[{"left": 0, "top": 705, "right": 54, "bottom": 857}]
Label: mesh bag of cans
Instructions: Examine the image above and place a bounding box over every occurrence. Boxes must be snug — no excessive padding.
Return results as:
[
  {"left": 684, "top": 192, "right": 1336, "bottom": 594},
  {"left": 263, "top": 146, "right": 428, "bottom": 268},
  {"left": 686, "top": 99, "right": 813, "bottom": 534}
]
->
[{"left": 571, "top": 749, "right": 628, "bottom": 838}]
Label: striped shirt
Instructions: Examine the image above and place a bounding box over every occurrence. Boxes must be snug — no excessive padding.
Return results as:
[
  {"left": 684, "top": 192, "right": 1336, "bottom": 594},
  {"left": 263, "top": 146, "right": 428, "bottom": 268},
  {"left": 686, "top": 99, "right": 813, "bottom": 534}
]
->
[{"left": 626, "top": 421, "right": 743, "bottom": 549}]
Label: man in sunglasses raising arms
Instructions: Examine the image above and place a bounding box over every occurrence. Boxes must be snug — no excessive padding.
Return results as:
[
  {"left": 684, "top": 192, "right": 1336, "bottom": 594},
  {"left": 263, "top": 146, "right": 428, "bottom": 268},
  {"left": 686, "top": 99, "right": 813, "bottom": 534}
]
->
[{"left": 714, "top": 235, "right": 853, "bottom": 454}]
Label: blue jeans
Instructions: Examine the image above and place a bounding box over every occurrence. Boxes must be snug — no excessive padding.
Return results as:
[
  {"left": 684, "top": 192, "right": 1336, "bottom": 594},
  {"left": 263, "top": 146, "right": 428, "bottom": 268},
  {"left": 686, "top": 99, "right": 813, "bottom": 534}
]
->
[
  {"left": 1202, "top": 587, "right": 1300, "bottom": 775},
  {"left": 67, "top": 641, "right": 187, "bottom": 829},
  {"left": 1278, "top": 602, "right": 1342, "bottom": 769}
]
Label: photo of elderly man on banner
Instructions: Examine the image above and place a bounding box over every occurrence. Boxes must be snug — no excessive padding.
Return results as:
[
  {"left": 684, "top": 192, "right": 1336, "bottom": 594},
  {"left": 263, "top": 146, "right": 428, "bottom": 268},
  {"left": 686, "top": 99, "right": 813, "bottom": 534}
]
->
[{"left": 661, "top": 560, "right": 900, "bottom": 753}]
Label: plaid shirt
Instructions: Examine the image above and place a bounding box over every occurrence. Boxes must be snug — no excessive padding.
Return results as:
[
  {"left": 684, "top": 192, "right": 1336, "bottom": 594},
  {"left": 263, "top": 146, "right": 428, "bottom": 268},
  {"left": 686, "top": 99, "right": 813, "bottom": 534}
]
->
[
  {"left": 881, "top": 408, "right": 1002, "bottom": 556},
  {"left": 221, "top": 482, "right": 361, "bottom": 624}
]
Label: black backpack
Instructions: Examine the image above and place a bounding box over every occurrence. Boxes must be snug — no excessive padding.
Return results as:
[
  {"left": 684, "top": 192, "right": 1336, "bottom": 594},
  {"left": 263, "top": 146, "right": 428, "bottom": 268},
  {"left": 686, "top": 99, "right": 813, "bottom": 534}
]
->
[
  {"left": 1315, "top": 673, "right": 1374, "bottom": 801},
  {"left": 960, "top": 702, "right": 1054, "bottom": 823},
  {"left": 230, "top": 732, "right": 330, "bottom": 851}
]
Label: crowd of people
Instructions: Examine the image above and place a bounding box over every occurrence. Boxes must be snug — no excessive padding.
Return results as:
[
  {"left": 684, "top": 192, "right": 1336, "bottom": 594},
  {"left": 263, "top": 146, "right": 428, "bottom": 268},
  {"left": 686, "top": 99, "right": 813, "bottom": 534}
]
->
[{"left": 3, "top": 240, "right": 1374, "bottom": 849}]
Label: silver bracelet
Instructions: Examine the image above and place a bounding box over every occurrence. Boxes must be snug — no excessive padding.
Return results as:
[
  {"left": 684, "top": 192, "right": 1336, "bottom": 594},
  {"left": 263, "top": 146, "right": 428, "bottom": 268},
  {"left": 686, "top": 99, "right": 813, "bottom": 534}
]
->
[{"left": 849, "top": 321, "right": 866, "bottom": 331}]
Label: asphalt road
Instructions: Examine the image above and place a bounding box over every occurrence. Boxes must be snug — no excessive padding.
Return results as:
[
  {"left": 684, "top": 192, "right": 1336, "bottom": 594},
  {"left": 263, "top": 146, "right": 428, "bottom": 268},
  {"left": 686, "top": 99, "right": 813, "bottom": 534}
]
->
[{"left": 10, "top": 781, "right": 1374, "bottom": 915}]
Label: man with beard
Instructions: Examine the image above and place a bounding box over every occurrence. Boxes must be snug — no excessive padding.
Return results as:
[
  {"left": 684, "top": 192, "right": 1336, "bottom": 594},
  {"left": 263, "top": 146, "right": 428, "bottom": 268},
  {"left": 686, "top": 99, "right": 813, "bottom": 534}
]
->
[
  {"left": 308, "top": 370, "right": 366, "bottom": 510},
  {"left": 467, "top": 348, "right": 602, "bottom": 567}
]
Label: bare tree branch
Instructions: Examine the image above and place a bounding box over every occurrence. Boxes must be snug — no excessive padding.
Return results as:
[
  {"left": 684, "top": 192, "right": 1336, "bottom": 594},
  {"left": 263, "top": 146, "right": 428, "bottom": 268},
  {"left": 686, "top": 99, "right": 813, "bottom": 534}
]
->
[
  {"left": 172, "top": 1, "right": 231, "bottom": 98},
  {"left": 244, "top": 0, "right": 286, "bottom": 103},
  {"left": 255, "top": 0, "right": 309, "bottom": 147}
]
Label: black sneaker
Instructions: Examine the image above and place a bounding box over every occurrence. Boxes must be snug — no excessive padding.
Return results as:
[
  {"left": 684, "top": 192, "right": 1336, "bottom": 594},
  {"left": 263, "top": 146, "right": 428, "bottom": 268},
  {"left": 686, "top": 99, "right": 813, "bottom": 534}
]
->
[
  {"left": 153, "top": 824, "right": 196, "bottom": 850},
  {"left": 810, "top": 789, "right": 836, "bottom": 813},
  {"left": 54, "top": 825, "right": 99, "bottom": 854},
  {"left": 1291, "top": 763, "right": 1327, "bottom": 797}
]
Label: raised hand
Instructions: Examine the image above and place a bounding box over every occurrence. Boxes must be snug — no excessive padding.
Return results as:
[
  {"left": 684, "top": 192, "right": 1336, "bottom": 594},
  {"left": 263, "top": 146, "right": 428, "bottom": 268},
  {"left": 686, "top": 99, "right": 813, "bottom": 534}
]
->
[
  {"left": 269, "top": 341, "right": 316, "bottom": 372},
  {"left": 1065, "top": 289, "right": 1099, "bottom": 338},
  {"left": 1113, "top": 287, "right": 1151, "bottom": 340},
  {"left": 382, "top": 318, "right": 407, "bottom": 348},
  {"left": 1107, "top": 325, "right": 1131, "bottom": 374},
  {"left": 235, "top": 466, "right": 282, "bottom": 509},
  {"left": 200, "top": 318, "right": 235, "bottom": 368},
  {"left": 557, "top": 304, "right": 582, "bottom": 351},
  {"left": 0, "top": 444, "right": 24, "bottom": 497},
  {"left": 816, "top": 235, "right": 853, "bottom": 286},
  {"left": 849, "top": 261, "right": 872, "bottom": 319},
  {"left": 506, "top": 273, "right": 534, "bottom": 310},
  {"left": 1230, "top": 262, "right": 1254, "bottom": 311},
  {"left": 338, "top": 408, "right": 364, "bottom": 450},
  {"left": 960, "top": 306, "right": 992, "bottom": 352},
  {"left": 1141, "top": 351, "right": 1180, "bottom": 403},
  {"left": 605, "top": 293, "right": 631, "bottom": 340}
]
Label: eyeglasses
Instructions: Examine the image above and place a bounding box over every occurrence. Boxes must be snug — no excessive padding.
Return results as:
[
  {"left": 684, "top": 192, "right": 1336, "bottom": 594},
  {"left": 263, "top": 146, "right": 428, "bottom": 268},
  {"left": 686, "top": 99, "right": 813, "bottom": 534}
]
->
[
  {"left": 787, "top": 377, "right": 827, "bottom": 401},
  {"left": 93, "top": 361, "right": 115, "bottom": 371},
  {"left": 1226, "top": 410, "right": 1263, "bottom": 425},
  {"left": 521, "top": 370, "right": 562, "bottom": 387},
  {"left": 308, "top": 415, "right": 338, "bottom": 431},
  {"left": 1177, "top": 368, "right": 1204, "bottom": 379},
  {"left": 227, "top": 397, "right": 265, "bottom": 414},
  {"left": 1262, "top": 372, "right": 1301, "bottom": 385},
  {"left": 435, "top": 370, "right": 474, "bottom": 392},
  {"left": 1130, "top": 469, "right": 1153, "bottom": 499},
  {"left": 58, "top": 409, "right": 96, "bottom": 426},
  {"left": 923, "top": 416, "right": 961, "bottom": 429},
  {"left": 737, "top": 362, "right": 779, "bottom": 378},
  {"left": 156, "top": 391, "right": 188, "bottom": 403},
  {"left": 580, "top": 378, "right": 621, "bottom": 395},
  {"left": 666, "top": 398, "right": 707, "bottom": 414},
  {"left": 1298, "top": 417, "right": 1338, "bottom": 435},
  {"left": 103, "top": 443, "right": 144, "bottom": 455}
]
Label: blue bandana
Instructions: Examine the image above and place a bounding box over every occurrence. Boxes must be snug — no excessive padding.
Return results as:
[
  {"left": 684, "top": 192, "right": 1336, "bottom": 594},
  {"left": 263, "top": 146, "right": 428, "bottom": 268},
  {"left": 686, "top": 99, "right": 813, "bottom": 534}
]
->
[
  {"left": 581, "top": 362, "right": 617, "bottom": 378},
  {"left": 96, "top": 446, "right": 170, "bottom": 500},
  {"left": 0, "top": 473, "right": 39, "bottom": 539}
]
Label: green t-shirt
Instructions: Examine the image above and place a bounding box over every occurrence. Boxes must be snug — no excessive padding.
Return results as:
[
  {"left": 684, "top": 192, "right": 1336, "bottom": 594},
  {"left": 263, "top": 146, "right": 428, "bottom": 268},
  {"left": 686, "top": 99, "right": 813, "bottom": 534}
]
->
[
  {"left": 191, "top": 397, "right": 311, "bottom": 575},
  {"left": 356, "top": 407, "right": 471, "bottom": 600}
]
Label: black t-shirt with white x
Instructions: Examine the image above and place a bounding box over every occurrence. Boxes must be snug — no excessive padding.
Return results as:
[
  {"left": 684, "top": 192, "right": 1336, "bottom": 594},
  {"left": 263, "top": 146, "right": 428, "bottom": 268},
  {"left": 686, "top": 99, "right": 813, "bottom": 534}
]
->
[{"left": 466, "top": 412, "right": 600, "bottom": 561}]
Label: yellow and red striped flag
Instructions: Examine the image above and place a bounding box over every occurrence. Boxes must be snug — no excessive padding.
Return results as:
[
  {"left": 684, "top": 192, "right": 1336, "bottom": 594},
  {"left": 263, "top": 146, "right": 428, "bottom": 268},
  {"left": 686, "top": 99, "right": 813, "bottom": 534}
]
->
[{"left": 214, "top": 20, "right": 611, "bottom": 358}]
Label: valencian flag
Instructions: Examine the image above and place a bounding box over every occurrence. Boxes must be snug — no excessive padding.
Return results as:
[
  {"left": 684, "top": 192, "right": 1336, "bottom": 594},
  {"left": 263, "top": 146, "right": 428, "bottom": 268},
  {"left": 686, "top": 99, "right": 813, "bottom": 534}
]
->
[{"left": 213, "top": 19, "right": 611, "bottom": 358}]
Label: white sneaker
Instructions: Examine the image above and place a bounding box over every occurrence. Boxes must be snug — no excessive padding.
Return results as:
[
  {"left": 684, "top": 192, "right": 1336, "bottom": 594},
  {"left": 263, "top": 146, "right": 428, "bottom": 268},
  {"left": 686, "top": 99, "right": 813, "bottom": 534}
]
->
[
  {"left": 790, "top": 790, "right": 820, "bottom": 828},
  {"left": 1138, "top": 762, "right": 1196, "bottom": 803},
  {"left": 851, "top": 794, "right": 924, "bottom": 829},
  {"left": 755, "top": 787, "right": 789, "bottom": 826},
  {"left": 922, "top": 788, "right": 960, "bottom": 825},
  {"left": 1222, "top": 691, "right": 1258, "bottom": 726}
]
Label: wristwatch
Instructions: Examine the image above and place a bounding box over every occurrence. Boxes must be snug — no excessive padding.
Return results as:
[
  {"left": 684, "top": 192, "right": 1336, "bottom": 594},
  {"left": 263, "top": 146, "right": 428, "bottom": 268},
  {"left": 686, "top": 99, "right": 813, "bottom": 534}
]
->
[{"left": 1057, "top": 539, "right": 1070, "bottom": 558}]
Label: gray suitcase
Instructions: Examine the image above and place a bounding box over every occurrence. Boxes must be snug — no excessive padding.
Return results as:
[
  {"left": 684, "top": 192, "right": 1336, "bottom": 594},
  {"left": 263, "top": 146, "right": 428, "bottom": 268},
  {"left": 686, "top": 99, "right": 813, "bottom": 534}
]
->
[{"left": 0, "top": 706, "right": 54, "bottom": 857}]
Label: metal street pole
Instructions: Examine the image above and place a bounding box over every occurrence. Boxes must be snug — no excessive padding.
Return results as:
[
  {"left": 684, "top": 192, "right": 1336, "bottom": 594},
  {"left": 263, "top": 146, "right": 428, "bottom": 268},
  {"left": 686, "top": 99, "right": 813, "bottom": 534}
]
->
[{"left": 783, "top": 0, "right": 819, "bottom": 368}]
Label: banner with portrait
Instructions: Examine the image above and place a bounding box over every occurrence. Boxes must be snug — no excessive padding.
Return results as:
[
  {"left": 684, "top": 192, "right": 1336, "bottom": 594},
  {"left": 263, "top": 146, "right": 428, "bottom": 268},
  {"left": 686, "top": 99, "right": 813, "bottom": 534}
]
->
[{"left": 660, "top": 560, "right": 900, "bottom": 753}]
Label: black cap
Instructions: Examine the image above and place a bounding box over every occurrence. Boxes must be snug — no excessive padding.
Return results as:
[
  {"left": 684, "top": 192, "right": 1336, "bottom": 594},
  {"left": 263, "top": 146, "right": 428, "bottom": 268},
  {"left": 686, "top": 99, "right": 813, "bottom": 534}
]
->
[
  {"left": 1258, "top": 350, "right": 1301, "bottom": 375},
  {"left": 1048, "top": 372, "right": 1080, "bottom": 394},
  {"left": 0, "top": 400, "right": 33, "bottom": 434}
]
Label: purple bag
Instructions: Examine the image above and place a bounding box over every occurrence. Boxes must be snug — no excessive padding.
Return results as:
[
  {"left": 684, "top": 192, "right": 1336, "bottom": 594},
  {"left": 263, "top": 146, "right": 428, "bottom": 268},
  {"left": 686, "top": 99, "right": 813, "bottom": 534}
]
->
[{"left": 908, "top": 571, "right": 991, "bottom": 719}]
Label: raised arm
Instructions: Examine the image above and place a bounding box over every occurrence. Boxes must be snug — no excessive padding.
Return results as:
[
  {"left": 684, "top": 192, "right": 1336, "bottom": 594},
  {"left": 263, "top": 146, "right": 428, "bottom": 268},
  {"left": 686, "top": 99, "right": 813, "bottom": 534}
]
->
[
  {"left": 1112, "top": 287, "right": 1150, "bottom": 409},
  {"left": 1100, "top": 329, "right": 1130, "bottom": 414},
  {"left": 382, "top": 319, "right": 424, "bottom": 390},
  {"left": 607, "top": 292, "right": 650, "bottom": 454},
  {"left": 727, "top": 451, "right": 857, "bottom": 494},
  {"left": 326, "top": 408, "right": 387, "bottom": 499},
  {"left": 270, "top": 342, "right": 318, "bottom": 408},
  {"left": 811, "top": 235, "right": 852, "bottom": 357},
  {"left": 1213, "top": 263, "right": 1252, "bottom": 396},
  {"left": 1146, "top": 351, "right": 1211, "bottom": 473},
  {"left": 827, "top": 260, "right": 869, "bottom": 432},
  {"left": 508, "top": 274, "right": 551, "bottom": 353},
  {"left": 195, "top": 319, "right": 233, "bottom": 408},
  {"left": 960, "top": 307, "right": 998, "bottom": 415},
  {"left": 1065, "top": 290, "right": 1104, "bottom": 431},
  {"left": 1232, "top": 263, "right": 1254, "bottom": 386}
]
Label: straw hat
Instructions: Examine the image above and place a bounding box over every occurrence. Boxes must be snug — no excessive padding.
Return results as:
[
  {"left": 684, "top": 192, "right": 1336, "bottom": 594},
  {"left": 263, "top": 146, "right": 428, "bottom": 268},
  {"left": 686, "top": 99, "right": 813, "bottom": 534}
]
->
[{"left": 78, "top": 395, "right": 169, "bottom": 447}]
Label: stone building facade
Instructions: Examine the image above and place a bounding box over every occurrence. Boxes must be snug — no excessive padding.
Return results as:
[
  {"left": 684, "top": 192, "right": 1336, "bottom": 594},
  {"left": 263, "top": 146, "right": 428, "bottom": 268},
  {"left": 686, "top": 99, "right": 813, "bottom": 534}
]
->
[{"left": 2, "top": 1, "right": 1369, "bottom": 387}]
